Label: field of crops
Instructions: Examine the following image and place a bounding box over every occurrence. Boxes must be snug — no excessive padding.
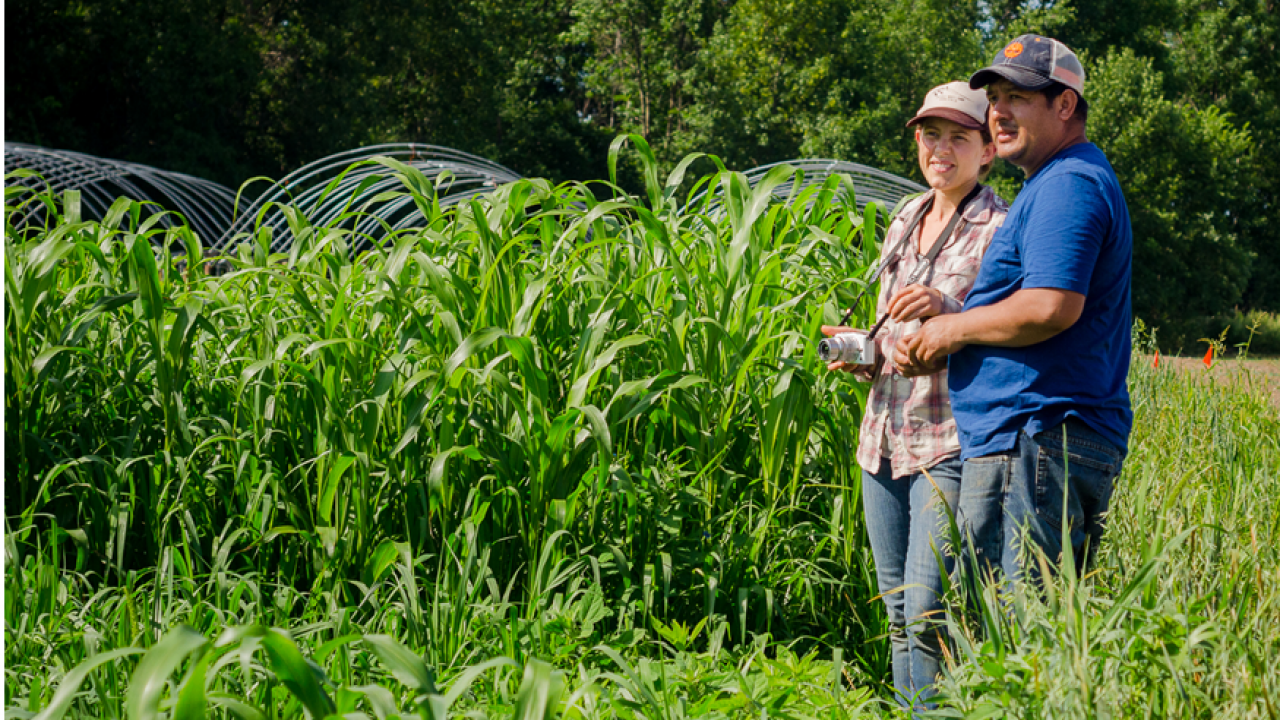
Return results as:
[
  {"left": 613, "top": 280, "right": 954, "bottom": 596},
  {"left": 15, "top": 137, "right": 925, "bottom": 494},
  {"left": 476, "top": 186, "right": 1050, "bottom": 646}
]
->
[{"left": 7, "top": 143, "right": 1280, "bottom": 718}]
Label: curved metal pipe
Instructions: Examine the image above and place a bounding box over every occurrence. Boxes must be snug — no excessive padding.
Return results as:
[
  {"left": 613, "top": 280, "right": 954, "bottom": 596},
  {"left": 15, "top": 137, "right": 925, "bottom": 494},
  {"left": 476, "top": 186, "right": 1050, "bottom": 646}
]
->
[{"left": 6, "top": 145, "right": 924, "bottom": 258}]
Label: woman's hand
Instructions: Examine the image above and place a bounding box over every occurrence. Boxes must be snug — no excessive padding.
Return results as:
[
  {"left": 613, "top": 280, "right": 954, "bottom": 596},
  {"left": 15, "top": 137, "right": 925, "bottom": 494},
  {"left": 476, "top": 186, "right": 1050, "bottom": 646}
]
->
[
  {"left": 820, "top": 325, "right": 874, "bottom": 380},
  {"left": 887, "top": 284, "right": 945, "bottom": 322}
]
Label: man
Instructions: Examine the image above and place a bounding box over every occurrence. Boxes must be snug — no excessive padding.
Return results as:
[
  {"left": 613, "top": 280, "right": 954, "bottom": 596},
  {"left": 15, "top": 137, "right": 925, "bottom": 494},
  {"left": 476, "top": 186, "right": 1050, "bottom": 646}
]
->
[{"left": 894, "top": 35, "right": 1133, "bottom": 582}]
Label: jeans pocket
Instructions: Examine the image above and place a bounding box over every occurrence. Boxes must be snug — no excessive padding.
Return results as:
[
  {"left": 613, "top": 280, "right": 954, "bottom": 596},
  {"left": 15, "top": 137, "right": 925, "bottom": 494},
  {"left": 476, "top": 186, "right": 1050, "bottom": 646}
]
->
[
  {"left": 966, "top": 453, "right": 1011, "bottom": 465},
  {"left": 958, "top": 454, "right": 1011, "bottom": 575},
  {"left": 1033, "top": 434, "right": 1121, "bottom": 539}
]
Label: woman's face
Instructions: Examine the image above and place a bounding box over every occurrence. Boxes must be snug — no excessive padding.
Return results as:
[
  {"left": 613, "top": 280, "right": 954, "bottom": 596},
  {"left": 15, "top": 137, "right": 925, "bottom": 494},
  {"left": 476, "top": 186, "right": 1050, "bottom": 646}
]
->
[{"left": 915, "top": 117, "right": 995, "bottom": 195}]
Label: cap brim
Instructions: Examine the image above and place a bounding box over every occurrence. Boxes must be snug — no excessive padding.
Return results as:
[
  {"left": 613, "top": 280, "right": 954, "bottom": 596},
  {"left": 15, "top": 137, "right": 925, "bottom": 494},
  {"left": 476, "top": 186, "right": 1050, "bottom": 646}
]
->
[
  {"left": 905, "top": 107, "right": 985, "bottom": 131},
  {"left": 969, "top": 65, "right": 1055, "bottom": 91}
]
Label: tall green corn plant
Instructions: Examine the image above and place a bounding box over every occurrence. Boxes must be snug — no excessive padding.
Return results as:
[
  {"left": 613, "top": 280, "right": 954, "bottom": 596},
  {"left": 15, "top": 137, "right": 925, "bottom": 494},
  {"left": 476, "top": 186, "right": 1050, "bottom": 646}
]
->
[
  {"left": 208, "top": 160, "right": 454, "bottom": 593},
  {"left": 9, "top": 145, "right": 889, "bottom": 668},
  {"left": 594, "top": 142, "right": 884, "bottom": 639},
  {"left": 9, "top": 187, "right": 180, "bottom": 573},
  {"left": 5, "top": 186, "right": 109, "bottom": 508}
]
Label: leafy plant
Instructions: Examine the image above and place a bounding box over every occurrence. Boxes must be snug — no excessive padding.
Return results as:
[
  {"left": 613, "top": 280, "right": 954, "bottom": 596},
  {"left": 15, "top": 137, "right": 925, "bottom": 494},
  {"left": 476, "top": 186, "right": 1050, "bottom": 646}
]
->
[{"left": 5, "top": 145, "right": 889, "bottom": 715}]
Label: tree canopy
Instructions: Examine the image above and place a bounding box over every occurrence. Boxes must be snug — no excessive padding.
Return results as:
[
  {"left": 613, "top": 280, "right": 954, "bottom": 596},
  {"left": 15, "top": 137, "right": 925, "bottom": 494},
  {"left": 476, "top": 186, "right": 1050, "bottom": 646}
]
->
[{"left": 6, "top": 0, "right": 1276, "bottom": 323}]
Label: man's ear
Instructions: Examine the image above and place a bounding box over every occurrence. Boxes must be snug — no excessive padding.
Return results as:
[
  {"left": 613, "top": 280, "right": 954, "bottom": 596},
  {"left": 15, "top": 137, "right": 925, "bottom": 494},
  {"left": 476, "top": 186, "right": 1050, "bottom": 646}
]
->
[{"left": 1057, "top": 90, "right": 1079, "bottom": 121}]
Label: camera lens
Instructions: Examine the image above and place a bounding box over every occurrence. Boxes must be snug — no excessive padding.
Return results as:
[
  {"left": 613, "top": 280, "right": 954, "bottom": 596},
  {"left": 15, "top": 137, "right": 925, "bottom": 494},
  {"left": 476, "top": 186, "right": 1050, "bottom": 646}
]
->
[{"left": 817, "top": 339, "right": 834, "bottom": 363}]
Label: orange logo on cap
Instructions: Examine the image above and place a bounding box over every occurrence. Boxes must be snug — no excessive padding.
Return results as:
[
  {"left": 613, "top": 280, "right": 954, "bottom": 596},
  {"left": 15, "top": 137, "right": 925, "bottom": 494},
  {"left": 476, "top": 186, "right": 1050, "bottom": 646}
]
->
[{"left": 1004, "top": 42, "right": 1024, "bottom": 58}]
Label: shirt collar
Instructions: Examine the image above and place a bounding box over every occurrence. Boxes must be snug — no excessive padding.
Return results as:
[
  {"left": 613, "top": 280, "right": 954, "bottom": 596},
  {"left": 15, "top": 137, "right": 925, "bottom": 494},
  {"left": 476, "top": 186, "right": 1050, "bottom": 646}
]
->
[
  {"left": 962, "top": 185, "right": 997, "bottom": 225},
  {"left": 913, "top": 185, "right": 996, "bottom": 225}
]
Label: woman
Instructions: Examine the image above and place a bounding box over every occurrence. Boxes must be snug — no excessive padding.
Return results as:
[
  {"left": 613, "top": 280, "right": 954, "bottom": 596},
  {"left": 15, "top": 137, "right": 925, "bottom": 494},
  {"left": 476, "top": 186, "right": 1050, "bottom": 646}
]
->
[{"left": 822, "top": 81, "right": 1007, "bottom": 710}]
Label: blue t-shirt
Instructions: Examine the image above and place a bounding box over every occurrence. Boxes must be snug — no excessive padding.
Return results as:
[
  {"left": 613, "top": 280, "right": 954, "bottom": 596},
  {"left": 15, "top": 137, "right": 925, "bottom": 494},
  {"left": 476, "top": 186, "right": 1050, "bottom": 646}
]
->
[{"left": 949, "top": 142, "right": 1133, "bottom": 458}]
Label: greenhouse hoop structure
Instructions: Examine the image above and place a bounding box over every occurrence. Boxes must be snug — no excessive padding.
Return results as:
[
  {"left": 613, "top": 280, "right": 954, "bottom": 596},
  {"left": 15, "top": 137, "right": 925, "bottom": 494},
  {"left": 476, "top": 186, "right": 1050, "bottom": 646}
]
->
[
  {"left": 215, "top": 144, "right": 525, "bottom": 255},
  {"left": 5, "top": 142, "right": 238, "bottom": 245},
  {"left": 749, "top": 159, "right": 926, "bottom": 209},
  {"left": 6, "top": 144, "right": 925, "bottom": 257}
]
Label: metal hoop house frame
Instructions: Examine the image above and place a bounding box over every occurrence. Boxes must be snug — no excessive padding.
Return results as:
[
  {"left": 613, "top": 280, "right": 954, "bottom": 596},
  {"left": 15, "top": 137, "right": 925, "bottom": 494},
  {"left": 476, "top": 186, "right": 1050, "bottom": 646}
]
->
[
  {"left": 5, "top": 143, "right": 238, "bottom": 244},
  {"left": 750, "top": 159, "right": 926, "bottom": 209},
  {"left": 3, "top": 142, "right": 523, "bottom": 255},
  {"left": 6, "top": 144, "right": 924, "bottom": 255},
  {"left": 215, "top": 143, "right": 523, "bottom": 255},
  {"left": 682, "top": 158, "right": 925, "bottom": 221}
]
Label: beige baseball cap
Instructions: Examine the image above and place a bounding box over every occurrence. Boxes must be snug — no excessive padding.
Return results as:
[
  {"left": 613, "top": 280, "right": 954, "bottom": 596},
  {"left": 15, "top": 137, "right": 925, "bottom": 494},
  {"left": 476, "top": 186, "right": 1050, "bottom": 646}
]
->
[{"left": 905, "top": 81, "right": 990, "bottom": 131}]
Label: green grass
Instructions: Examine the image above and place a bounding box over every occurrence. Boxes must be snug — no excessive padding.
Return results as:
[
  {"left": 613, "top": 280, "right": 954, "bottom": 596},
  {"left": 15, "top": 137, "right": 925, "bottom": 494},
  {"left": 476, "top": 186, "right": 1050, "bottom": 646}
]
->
[
  {"left": 933, "top": 324, "right": 1280, "bottom": 719},
  {"left": 6, "top": 143, "right": 1279, "bottom": 718},
  {"left": 5, "top": 140, "right": 890, "bottom": 717}
]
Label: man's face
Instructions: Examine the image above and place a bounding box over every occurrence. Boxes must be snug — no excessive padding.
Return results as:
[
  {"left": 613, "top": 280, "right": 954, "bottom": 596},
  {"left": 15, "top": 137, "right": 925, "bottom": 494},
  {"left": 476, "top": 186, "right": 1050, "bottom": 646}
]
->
[{"left": 985, "top": 79, "right": 1066, "bottom": 175}]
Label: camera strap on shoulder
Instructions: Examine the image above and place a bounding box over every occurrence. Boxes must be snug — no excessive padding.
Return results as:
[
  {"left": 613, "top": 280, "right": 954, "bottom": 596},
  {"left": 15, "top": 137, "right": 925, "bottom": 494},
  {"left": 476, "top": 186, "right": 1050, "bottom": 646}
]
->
[{"left": 838, "top": 183, "right": 983, "bottom": 338}]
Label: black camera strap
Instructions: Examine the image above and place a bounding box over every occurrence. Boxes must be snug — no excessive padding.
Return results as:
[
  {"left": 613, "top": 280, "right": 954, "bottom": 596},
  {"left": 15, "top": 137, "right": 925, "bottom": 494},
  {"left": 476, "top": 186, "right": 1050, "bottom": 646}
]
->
[{"left": 839, "top": 183, "right": 983, "bottom": 339}]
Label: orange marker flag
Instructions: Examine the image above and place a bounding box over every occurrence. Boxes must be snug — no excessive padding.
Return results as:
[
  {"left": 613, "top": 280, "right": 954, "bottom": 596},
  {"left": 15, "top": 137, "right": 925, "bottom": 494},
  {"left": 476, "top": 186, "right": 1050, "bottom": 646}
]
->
[
  {"left": 1202, "top": 345, "right": 1214, "bottom": 367},
  {"left": 1152, "top": 350, "right": 1160, "bottom": 368}
]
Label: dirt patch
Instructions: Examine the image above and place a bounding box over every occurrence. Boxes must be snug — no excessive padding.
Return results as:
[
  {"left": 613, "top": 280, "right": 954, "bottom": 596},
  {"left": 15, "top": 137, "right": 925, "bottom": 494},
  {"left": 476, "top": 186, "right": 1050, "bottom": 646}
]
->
[{"left": 1143, "top": 354, "right": 1280, "bottom": 410}]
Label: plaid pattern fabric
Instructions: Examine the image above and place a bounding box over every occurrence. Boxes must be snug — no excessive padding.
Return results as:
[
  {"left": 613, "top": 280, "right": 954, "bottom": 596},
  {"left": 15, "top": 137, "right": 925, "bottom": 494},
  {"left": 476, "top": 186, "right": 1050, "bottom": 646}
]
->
[{"left": 856, "top": 185, "right": 1009, "bottom": 478}]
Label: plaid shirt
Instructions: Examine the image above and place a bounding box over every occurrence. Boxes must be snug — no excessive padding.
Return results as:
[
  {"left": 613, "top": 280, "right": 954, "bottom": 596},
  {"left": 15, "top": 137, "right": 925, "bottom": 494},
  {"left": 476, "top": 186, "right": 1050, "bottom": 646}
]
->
[{"left": 856, "top": 185, "right": 1009, "bottom": 477}]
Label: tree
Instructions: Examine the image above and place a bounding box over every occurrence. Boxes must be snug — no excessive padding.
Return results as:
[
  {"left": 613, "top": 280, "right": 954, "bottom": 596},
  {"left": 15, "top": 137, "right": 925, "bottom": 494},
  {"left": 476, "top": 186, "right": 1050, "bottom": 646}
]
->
[
  {"left": 565, "top": 0, "right": 727, "bottom": 170},
  {"left": 5, "top": 0, "right": 609, "bottom": 185},
  {"left": 6, "top": 0, "right": 262, "bottom": 185},
  {"left": 680, "top": 0, "right": 858, "bottom": 170},
  {"left": 432, "top": 0, "right": 613, "bottom": 182},
  {"left": 8, "top": 0, "right": 1278, "bottom": 323},
  {"left": 1087, "top": 49, "right": 1256, "bottom": 323},
  {"left": 795, "top": 0, "right": 986, "bottom": 178},
  {"left": 1165, "top": 0, "right": 1279, "bottom": 311}
]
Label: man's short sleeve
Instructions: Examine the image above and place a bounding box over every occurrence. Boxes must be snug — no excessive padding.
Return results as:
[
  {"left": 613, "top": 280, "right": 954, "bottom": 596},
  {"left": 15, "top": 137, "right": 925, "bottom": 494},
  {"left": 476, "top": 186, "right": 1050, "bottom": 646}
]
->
[{"left": 1020, "top": 172, "right": 1108, "bottom": 294}]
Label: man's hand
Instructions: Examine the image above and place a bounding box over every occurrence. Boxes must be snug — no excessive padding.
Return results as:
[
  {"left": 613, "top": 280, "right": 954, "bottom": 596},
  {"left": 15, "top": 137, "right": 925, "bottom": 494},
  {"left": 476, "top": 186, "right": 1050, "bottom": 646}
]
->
[
  {"left": 820, "top": 325, "right": 874, "bottom": 381},
  {"left": 893, "top": 314, "right": 966, "bottom": 377},
  {"left": 887, "top": 284, "right": 944, "bottom": 322},
  {"left": 891, "top": 288, "right": 1087, "bottom": 377}
]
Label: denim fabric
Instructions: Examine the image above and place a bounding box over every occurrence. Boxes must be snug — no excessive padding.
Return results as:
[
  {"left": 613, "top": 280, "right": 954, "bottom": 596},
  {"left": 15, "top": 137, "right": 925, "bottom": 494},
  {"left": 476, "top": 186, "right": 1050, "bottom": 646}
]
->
[
  {"left": 862, "top": 455, "right": 962, "bottom": 711},
  {"left": 956, "top": 419, "right": 1124, "bottom": 583}
]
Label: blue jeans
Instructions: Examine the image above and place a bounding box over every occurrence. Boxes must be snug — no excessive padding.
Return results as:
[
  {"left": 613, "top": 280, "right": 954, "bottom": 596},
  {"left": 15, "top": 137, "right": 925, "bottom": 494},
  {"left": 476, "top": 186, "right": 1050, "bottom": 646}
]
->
[
  {"left": 957, "top": 419, "right": 1124, "bottom": 583},
  {"left": 862, "top": 455, "right": 962, "bottom": 711}
]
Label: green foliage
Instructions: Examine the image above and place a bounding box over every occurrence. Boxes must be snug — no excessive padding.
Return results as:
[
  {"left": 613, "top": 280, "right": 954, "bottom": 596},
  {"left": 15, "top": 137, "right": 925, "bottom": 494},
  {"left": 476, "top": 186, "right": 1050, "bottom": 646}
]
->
[
  {"left": 8, "top": 146, "right": 1280, "bottom": 716},
  {"left": 932, "top": 324, "right": 1280, "bottom": 717},
  {"left": 1087, "top": 48, "right": 1256, "bottom": 322},
  {"left": 4, "top": 0, "right": 263, "bottom": 183},
  {"left": 8, "top": 617, "right": 874, "bottom": 718},
  {"left": 1148, "top": 309, "right": 1280, "bottom": 357},
  {"left": 10, "top": 0, "right": 1279, "bottom": 320},
  {"left": 690, "top": 0, "right": 866, "bottom": 169},
  {"left": 405, "top": 0, "right": 614, "bottom": 183},
  {"left": 4, "top": 155, "right": 893, "bottom": 714},
  {"left": 4, "top": 0, "right": 610, "bottom": 186},
  {"left": 795, "top": 0, "right": 986, "bottom": 177},
  {"left": 1165, "top": 0, "right": 1280, "bottom": 312},
  {"left": 568, "top": 0, "right": 726, "bottom": 154},
  {"left": 977, "top": 0, "right": 1078, "bottom": 41}
]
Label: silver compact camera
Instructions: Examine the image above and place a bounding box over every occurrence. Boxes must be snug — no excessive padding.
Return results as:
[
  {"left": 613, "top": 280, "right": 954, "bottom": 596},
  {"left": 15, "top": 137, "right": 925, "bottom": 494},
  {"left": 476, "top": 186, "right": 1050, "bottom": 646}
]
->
[{"left": 818, "top": 330, "right": 875, "bottom": 365}]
